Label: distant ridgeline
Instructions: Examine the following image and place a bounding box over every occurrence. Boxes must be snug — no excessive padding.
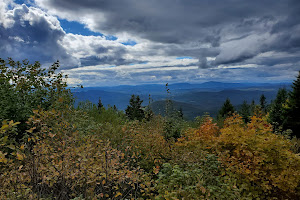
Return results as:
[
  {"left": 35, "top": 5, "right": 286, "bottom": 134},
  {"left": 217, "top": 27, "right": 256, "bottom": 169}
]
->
[{"left": 72, "top": 82, "right": 291, "bottom": 120}]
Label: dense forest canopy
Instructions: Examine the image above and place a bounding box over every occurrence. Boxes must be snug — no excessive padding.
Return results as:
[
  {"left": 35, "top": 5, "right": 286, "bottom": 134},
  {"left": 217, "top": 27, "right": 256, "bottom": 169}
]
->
[{"left": 0, "top": 58, "right": 300, "bottom": 199}]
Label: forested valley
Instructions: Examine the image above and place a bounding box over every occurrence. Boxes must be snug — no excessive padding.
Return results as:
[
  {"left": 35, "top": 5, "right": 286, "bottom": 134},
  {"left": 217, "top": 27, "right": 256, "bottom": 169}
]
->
[{"left": 1, "top": 58, "right": 300, "bottom": 199}]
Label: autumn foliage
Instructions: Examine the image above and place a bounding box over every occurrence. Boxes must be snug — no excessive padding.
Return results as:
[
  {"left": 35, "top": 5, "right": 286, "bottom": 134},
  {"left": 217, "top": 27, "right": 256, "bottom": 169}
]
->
[
  {"left": 1, "top": 59, "right": 300, "bottom": 199},
  {"left": 218, "top": 114, "right": 300, "bottom": 199},
  {"left": 158, "top": 114, "right": 300, "bottom": 199}
]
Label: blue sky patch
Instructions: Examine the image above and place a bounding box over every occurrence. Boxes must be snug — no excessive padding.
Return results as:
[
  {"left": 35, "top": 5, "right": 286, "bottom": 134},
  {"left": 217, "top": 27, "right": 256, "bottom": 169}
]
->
[
  {"left": 12, "top": 0, "right": 32, "bottom": 9},
  {"left": 105, "top": 35, "right": 118, "bottom": 41},
  {"left": 59, "top": 19, "right": 118, "bottom": 41},
  {"left": 59, "top": 19, "right": 104, "bottom": 36},
  {"left": 14, "top": 0, "right": 27, "bottom": 5},
  {"left": 176, "top": 56, "right": 194, "bottom": 59},
  {"left": 121, "top": 40, "right": 137, "bottom": 46}
]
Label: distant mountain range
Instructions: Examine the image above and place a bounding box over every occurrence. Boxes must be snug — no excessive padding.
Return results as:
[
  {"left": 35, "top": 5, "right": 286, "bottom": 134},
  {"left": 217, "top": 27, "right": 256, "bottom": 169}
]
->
[{"left": 72, "top": 81, "right": 291, "bottom": 120}]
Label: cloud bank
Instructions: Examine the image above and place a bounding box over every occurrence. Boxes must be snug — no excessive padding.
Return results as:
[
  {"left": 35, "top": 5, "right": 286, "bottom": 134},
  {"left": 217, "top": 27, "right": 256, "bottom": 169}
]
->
[{"left": 0, "top": 0, "right": 299, "bottom": 86}]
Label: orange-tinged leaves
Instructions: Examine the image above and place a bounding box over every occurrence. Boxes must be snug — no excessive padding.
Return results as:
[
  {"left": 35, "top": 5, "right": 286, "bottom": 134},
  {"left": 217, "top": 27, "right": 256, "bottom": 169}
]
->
[
  {"left": 20, "top": 145, "right": 25, "bottom": 150},
  {"left": 218, "top": 114, "right": 300, "bottom": 194},
  {"left": 153, "top": 166, "right": 160, "bottom": 174},
  {"left": 115, "top": 192, "right": 122, "bottom": 198},
  {"left": 200, "top": 186, "right": 206, "bottom": 194},
  {"left": 48, "top": 133, "right": 56, "bottom": 138},
  {"left": 16, "top": 152, "right": 24, "bottom": 160}
]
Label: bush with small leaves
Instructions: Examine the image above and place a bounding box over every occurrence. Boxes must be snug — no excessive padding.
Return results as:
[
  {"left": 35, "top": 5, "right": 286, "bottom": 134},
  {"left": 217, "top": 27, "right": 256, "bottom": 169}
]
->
[
  {"left": 217, "top": 114, "right": 300, "bottom": 199},
  {"left": 0, "top": 58, "right": 73, "bottom": 141},
  {"left": 155, "top": 155, "right": 240, "bottom": 200},
  {"left": 123, "top": 115, "right": 172, "bottom": 173},
  {"left": 0, "top": 121, "right": 33, "bottom": 199}
]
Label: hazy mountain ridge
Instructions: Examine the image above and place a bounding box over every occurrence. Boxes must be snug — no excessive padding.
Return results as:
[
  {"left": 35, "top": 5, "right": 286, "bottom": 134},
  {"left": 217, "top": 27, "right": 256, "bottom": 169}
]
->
[{"left": 72, "top": 81, "right": 291, "bottom": 119}]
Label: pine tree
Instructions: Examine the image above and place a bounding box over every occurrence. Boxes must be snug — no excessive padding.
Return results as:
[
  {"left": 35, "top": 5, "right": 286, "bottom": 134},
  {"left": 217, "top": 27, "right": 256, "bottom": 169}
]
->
[
  {"left": 97, "top": 97, "right": 103, "bottom": 110},
  {"left": 284, "top": 71, "right": 300, "bottom": 137},
  {"left": 218, "top": 98, "right": 235, "bottom": 118},
  {"left": 165, "top": 83, "right": 172, "bottom": 117},
  {"left": 269, "top": 88, "right": 288, "bottom": 132},
  {"left": 113, "top": 105, "right": 118, "bottom": 111},
  {"left": 144, "top": 94, "right": 154, "bottom": 121},
  {"left": 239, "top": 100, "right": 250, "bottom": 123},
  {"left": 250, "top": 99, "right": 256, "bottom": 116},
  {"left": 125, "top": 95, "right": 145, "bottom": 121},
  {"left": 260, "top": 94, "right": 267, "bottom": 113}
]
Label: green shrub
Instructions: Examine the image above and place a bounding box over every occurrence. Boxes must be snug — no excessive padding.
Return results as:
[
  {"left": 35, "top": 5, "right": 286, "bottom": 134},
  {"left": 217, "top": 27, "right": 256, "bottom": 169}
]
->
[{"left": 156, "top": 154, "right": 240, "bottom": 200}]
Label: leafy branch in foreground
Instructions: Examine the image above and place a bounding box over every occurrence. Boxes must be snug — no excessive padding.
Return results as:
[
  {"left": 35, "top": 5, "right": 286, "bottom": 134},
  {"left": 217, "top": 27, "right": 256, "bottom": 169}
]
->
[{"left": 0, "top": 58, "right": 72, "bottom": 141}]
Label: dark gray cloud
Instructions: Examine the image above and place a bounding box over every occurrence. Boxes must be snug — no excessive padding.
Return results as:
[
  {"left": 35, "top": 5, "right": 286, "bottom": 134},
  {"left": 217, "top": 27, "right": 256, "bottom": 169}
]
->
[
  {"left": 34, "top": 0, "right": 300, "bottom": 68},
  {"left": 35, "top": 0, "right": 286, "bottom": 44},
  {"left": 80, "top": 55, "right": 134, "bottom": 67}
]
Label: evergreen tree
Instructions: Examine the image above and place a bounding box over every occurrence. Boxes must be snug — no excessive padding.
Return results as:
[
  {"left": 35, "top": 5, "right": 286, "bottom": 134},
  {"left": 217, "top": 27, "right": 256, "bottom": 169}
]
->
[
  {"left": 165, "top": 83, "right": 173, "bottom": 117},
  {"left": 145, "top": 94, "right": 154, "bottom": 121},
  {"left": 260, "top": 94, "right": 267, "bottom": 113},
  {"left": 125, "top": 95, "right": 145, "bottom": 121},
  {"left": 239, "top": 100, "right": 250, "bottom": 123},
  {"left": 218, "top": 98, "right": 235, "bottom": 118},
  {"left": 284, "top": 71, "right": 300, "bottom": 137},
  {"left": 113, "top": 105, "right": 118, "bottom": 111},
  {"left": 97, "top": 97, "right": 103, "bottom": 110},
  {"left": 269, "top": 88, "right": 288, "bottom": 132},
  {"left": 250, "top": 99, "right": 256, "bottom": 116}
]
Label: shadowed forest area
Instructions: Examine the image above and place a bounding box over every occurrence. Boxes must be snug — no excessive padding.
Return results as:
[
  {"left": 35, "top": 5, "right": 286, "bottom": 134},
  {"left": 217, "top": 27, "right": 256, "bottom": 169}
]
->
[{"left": 1, "top": 58, "right": 300, "bottom": 199}]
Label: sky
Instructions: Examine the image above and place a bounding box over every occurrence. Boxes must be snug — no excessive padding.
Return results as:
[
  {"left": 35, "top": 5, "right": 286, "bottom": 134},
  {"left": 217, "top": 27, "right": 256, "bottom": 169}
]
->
[{"left": 0, "top": 0, "right": 300, "bottom": 86}]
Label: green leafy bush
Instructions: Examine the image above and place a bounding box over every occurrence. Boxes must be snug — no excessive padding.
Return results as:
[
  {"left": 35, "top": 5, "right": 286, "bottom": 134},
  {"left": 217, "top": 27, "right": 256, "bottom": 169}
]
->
[
  {"left": 156, "top": 155, "right": 240, "bottom": 200},
  {"left": 0, "top": 58, "right": 72, "bottom": 141}
]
